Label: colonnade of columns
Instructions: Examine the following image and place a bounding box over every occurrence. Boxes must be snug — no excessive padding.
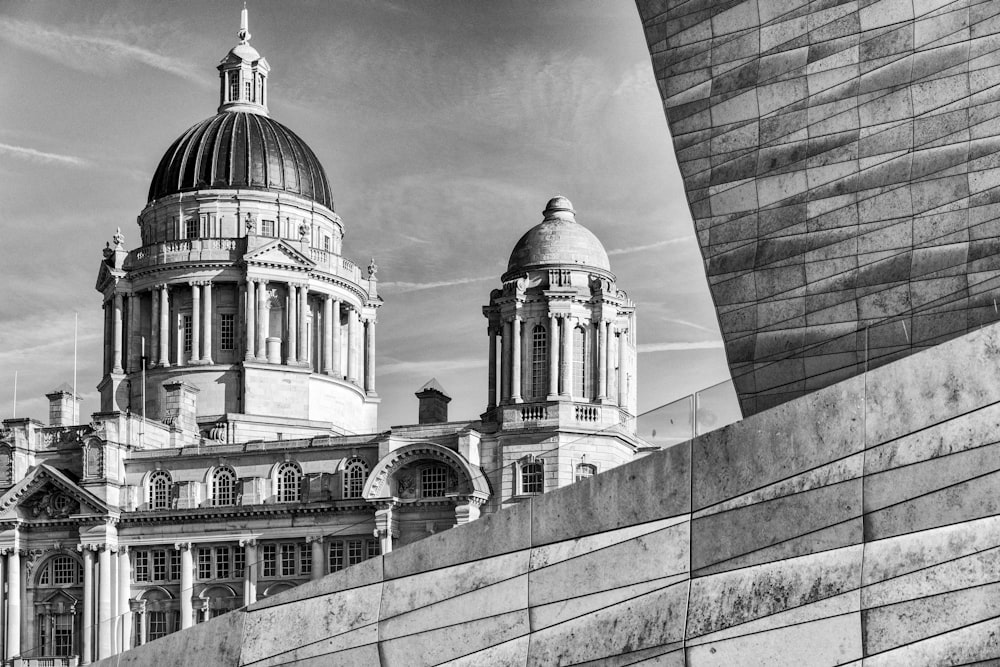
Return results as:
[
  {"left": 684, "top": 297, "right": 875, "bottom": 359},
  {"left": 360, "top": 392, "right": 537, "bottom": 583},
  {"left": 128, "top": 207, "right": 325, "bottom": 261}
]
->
[
  {"left": 103, "top": 278, "right": 376, "bottom": 394},
  {"left": 487, "top": 313, "right": 628, "bottom": 408}
]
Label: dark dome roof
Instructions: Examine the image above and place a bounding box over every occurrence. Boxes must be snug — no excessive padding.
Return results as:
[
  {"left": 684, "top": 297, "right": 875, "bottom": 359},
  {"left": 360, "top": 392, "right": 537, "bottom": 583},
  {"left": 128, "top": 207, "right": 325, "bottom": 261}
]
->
[{"left": 147, "top": 111, "right": 333, "bottom": 209}]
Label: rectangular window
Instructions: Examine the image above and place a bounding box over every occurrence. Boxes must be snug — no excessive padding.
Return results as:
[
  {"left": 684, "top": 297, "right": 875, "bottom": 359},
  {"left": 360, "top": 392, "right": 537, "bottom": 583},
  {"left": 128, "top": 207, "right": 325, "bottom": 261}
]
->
[
  {"left": 261, "top": 219, "right": 275, "bottom": 237},
  {"left": 134, "top": 551, "right": 149, "bottom": 582},
  {"left": 245, "top": 80, "right": 252, "bottom": 101},
  {"left": 367, "top": 539, "right": 380, "bottom": 559},
  {"left": 300, "top": 545, "right": 312, "bottom": 575},
  {"left": 421, "top": 466, "right": 448, "bottom": 498},
  {"left": 170, "top": 551, "right": 181, "bottom": 581},
  {"left": 262, "top": 544, "right": 277, "bottom": 577},
  {"left": 281, "top": 543, "right": 296, "bottom": 577},
  {"left": 323, "top": 236, "right": 330, "bottom": 252},
  {"left": 148, "top": 611, "right": 168, "bottom": 641},
  {"left": 531, "top": 325, "right": 548, "bottom": 399},
  {"left": 54, "top": 616, "right": 73, "bottom": 656},
  {"left": 348, "top": 540, "right": 364, "bottom": 566},
  {"left": 183, "top": 315, "right": 193, "bottom": 353},
  {"left": 53, "top": 558, "right": 75, "bottom": 584},
  {"left": 185, "top": 218, "right": 199, "bottom": 239},
  {"left": 216, "top": 546, "right": 231, "bottom": 580},
  {"left": 220, "top": 313, "right": 235, "bottom": 351},
  {"left": 153, "top": 549, "right": 168, "bottom": 582},
  {"left": 234, "top": 548, "right": 246, "bottom": 579},
  {"left": 198, "top": 548, "right": 212, "bottom": 580},
  {"left": 328, "top": 542, "right": 344, "bottom": 573}
]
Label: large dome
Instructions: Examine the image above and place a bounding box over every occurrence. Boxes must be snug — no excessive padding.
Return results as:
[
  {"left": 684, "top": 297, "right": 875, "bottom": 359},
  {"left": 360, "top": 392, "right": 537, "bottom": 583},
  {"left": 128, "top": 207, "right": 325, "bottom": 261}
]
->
[
  {"left": 506, "top": 197, "right": 611, "bottom": 277},
  {"left": 147, "top": 111, "right": 334, "bottom": 210}
]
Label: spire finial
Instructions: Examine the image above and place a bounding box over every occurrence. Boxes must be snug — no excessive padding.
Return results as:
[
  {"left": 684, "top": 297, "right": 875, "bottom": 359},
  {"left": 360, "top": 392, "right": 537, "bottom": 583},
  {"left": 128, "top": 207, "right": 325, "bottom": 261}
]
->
[{"left": 238, "top": 3, "right": 251, "bottom": 44}]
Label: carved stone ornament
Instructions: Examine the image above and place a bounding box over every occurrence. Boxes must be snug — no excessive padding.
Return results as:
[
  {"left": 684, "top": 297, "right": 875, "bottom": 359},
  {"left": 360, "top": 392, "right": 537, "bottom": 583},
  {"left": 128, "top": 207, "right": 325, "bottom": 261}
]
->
[
  {"left": 31, "top": 489, "right": 79, "bottom": 519},
  {"left": 245, "top": 213, "right": 256, "bottom": 234},
  {"left": 397, "top": 474, "right": 415, "bottom": 498},
  {"left": 515, "top": 277, "right": 528, "bottom": 295},
  {"left": 367, "top": 257, "right": 378, "bottom": 279},
  {"left": 298, "top": 222, "right": 310, "bottom": 240},
  {"left": 266, "top": 289, "right": 281, "bottom": 309},
  {"left": 113, "top": 227, "right": 125, "bottom": 249}
]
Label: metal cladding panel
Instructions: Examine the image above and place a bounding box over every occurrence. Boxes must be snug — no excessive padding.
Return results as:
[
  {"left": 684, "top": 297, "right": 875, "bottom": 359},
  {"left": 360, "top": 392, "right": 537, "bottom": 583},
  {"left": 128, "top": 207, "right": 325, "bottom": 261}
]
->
[{"left": 635, "top": 0, "right": 1000, "bottom": 415}]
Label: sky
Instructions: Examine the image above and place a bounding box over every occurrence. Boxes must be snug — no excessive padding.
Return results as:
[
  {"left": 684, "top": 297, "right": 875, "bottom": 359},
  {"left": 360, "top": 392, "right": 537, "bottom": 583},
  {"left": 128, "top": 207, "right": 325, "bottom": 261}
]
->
[{"left": 0, "top": 1, "right": 737, "bottom": 432}]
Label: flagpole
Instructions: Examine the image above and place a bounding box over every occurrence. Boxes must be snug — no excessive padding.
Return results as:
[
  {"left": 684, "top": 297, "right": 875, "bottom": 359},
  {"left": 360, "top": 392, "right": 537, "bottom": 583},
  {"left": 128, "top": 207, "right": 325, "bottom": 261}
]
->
[
  {"left": 12, "top": 370, "right": 17, "bottom": 418},
  {"left": 73, "top": 312, "right": 79, "bottom": 424}
]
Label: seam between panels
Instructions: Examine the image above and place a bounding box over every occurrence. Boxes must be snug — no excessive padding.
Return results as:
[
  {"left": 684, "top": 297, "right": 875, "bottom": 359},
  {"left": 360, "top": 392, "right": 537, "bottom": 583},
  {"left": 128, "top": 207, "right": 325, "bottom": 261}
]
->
[
  {"left": 523, "top": 495, "right": 533, "bottom": 667},
  {"left": 376, "top": 557, "right": 386, "bottom": 667},
  {"left": 860, "top": 355, "right": 869, "bottom": 667}
]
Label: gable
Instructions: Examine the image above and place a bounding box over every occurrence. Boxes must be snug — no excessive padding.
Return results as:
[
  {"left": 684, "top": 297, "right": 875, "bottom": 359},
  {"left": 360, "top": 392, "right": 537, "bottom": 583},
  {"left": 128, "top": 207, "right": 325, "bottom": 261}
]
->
[
  {"left": 243, "top": 240, "right": 315, "bottom": 271},
  {"left": 0, "top": 464, "right": 110, "bottom": 522}
]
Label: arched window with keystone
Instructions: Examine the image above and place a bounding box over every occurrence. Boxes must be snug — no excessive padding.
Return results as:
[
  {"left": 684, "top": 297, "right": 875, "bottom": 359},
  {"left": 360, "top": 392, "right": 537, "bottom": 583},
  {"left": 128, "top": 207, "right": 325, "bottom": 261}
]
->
[
  {"left": 276, "top": 462, "right": 302, "bottom": 503},
  {"left": 343, "top": 458, "right": 368, "bottom": 499},
  {"left": 148, "top": 470, "right": 172, "bottom": 510},
  {"left": 212, "top": 467, "right": 237, "bottom": 507}
]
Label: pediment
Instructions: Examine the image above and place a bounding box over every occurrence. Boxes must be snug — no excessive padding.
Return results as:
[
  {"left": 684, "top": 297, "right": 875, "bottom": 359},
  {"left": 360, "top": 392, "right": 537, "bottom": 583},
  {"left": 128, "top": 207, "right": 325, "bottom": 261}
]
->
[
  {"left": 94, "top": 261, "right": 123, "bottom": 293},
  {"left": 243, "top": 240, "right": 315, "bottom": 270},
  {"left": 0, "top": 464, "right": 110, "bottom": 522}
]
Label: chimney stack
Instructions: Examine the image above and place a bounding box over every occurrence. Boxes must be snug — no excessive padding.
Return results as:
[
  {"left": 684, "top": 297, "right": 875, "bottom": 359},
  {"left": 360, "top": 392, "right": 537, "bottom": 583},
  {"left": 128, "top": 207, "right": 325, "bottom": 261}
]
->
[
  {"left": 46, "top": 384, "right": 81, "bottom": 427},
  {"left": 415, "top": 378, "right": 451, "bottom": 425}
]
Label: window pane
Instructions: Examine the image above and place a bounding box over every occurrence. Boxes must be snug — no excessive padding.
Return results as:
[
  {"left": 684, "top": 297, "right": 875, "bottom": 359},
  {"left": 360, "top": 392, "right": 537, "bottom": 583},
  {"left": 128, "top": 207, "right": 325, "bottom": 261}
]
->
[
  {"left": 220, "top": 313, "right": 235, "bottom": 351},
  {"left": 262, "top": 545, "right": 276, "bottom": 577},
  {"left": 573, "top": 326, "right": 586, "bottom": 397},
  {"left": 198, "top": 548, "right": 212, "bottom": 580},
  {"left": 531, "top": 325, "right": 547, "bottom": 398},
  {"left": 300, "top": 544, "right": 312, "bottom": 575},
  {"left": 234, "top": 548, "right": 246, "bottom": 579},
  {"left": 420, "top": 465, "right": 447, "bottom": 498},
  {"left": 328, "top": 543, "right": 344, "bottom": 572},
  {"left": 154, "top": 550, "right": 168, "bottom": 582},
  {"left": 216, "top": 547, "right": 231, "bottom": 580},
  {"left": 522, "top": 461, "right": 543, "bottom": 495},
  {"left": 134, "top": 551, "right": 149, "bottom": 582},
  {"left": 348, "top": 540, "right": 363, "bottom": 566},
  {"left": 280, "top": 544, "right": 296, "bottom": 577}
]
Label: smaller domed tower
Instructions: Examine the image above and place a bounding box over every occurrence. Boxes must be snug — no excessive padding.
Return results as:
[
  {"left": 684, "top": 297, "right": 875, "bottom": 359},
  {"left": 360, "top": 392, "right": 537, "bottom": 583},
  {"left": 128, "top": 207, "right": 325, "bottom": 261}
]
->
[{"left": 482, "top": 197, "right": 639, "bottom": 505}]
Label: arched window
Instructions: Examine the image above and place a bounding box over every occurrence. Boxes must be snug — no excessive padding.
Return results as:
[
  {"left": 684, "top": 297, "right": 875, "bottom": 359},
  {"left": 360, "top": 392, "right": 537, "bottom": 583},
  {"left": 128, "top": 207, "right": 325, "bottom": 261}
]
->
[
  {"left": 420, "top": 465, "right": 448, "bottom": 498},
  {"left": 521, "top": 460, "right": 543, "bottom": 495},
  {"left": 573, "top": 326, "right": 587, "bottom": 398},
  {"left": 343, "top": 459, "right": 368, "bottom": 499},
  {"left": 148, "top": 471, "right": 172, "bottom": 510},
  {"left": 531, "top": 325, "right": 547, "bottom": 399},
  {"left": 212, "top": 467, "right": 237, "bottom": 507},
  {"left": 37, "top": 555, "right": 82, "bottom": 586},
  {"left": 575, "top": 463, "right": 597, "bottom": 482},
  {"left": 276, "top": 462, "right": 302, "bottom": 503}
]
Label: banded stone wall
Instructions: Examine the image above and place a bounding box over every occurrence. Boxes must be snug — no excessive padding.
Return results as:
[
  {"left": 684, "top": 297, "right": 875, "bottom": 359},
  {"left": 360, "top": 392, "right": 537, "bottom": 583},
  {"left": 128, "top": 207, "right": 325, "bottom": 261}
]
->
[
  {"left": 95, "top": 323, "right": 1000, "bottom": 665},
  {"left": 637, "top": 0, "right": 1000, "bottom": 415}
]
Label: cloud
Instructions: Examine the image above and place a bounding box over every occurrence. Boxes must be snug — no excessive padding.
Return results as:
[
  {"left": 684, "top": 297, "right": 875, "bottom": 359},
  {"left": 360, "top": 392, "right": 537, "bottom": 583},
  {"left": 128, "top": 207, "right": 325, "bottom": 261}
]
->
[
  {"left": 664, "top": 318, "right": 714, "bottom": 334},
  {"left": 0, "top": 15, "right": 207, "bottom": 85},
  {"left": 638, "top": 341, "right": 725, "bottom": 353},
  {"left": 608, "top": 235, "right": 696, "bottom": 256},
  {"left": 378, "top": 274, "right": 496, "bottom": 294},
  {"left": 0, "top": 142, "right": 93, "bottom": 168},
  {"left": 378, "top": 357, "right": 483, "bottom": 376}
]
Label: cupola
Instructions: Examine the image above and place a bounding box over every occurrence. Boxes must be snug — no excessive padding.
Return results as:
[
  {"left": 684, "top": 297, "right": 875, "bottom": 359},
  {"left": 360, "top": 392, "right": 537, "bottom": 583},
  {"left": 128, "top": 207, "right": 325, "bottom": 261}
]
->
[{"left": 217, "top": 4, "right": 271, "bottom": 116}]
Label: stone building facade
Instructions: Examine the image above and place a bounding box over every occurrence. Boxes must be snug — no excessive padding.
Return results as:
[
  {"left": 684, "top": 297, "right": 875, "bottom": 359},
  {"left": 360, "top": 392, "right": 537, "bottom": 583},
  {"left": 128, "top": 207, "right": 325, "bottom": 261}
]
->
[{"left": 0, "top": 10, "right": 644, "bottom": 665}]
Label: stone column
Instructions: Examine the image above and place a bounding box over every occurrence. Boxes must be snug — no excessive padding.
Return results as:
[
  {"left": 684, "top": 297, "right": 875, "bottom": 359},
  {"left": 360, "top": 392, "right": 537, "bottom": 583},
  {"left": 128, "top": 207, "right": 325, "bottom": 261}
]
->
[
  {"left": 202, "top": 282, "right": 213, "bottom": 364},
  {"left": 598, "top": 319, "right": 608, "bottom": 400},
  {"left": 561, "top": 316, "right": 573, "bottom": 398},
  {"left": 618, "top": 330, "right": 627, "bottom": 406},
  {"left": 118, "top": 547, "right": 132, "bottom": 652},
  {"left": 245, "top": 280, "right": 256, "bottom": 361},
  {"left": 287, "top": 284, "right": 298, "bottom": 365},
  {"left": 97, "top": 545, "right": 112, "bottom": 659},
  {"left": 241, "top": 539, "right": 258, "bottom": 606},
  {"left": 332, "top": 299, "right": 342, "bottom": 378},
  {"left": 309, "top": 537, "right": 325, "bottom": 582},
  {"left": 133, "top": 600, "right": 147, "bottom": 647},
  {"left": 374, "top": 505, "right": 397, "bottom": 554},
  {"left": 487, "top": 326, "right": 497, "bottom": 409},
  {"left": 606, "top": 322, "right": 615, "bottom": 404},
  {"left": 548, "top": 314, "right": 559, "bottom": 400},
  {"left": 298, "top": 285, "right": 308, "bottom": 364},
  {"left": 347, "top": 307, "right": 358, "bottom": 384},
  {"left": 511, "top": 316, "right": 522, "bottom": 403},
  {"left": 127, "top": 293, "right": 140, "bottom": 373},
  {"left": 178, "top": 543, "right": 193, "bottom": 629},
  {"left": 364, "top": 319, "right": 375, "bottom": 393},
  {"left": 500, "top": 320, "right": 510, "bottom": 403},
  {"left": 190, "top": 282, "right": 201, "bottom": 366},
  {"left": 455, "top": 500, "right": 481, "bottom": 525},
  {"left": 256, "top": 279, "right": 269, "bottom": 360},
  {"left": 159, "top": 285, "right": 170, "bottom": 367},
  {"left": 5, "top": 550, "right": 19, "bottom": 661},
  {"left": 112, "top": 293, "right": 124, "bottom": 373},
  {"left": 151, "top": 288, "right": 160, "bottom": 367},
  {"left": 323, "top": 296, "right": 333, "bottom": 374},
  {"left": 81, "top": 545, "right": 94, "bottom": 664}
]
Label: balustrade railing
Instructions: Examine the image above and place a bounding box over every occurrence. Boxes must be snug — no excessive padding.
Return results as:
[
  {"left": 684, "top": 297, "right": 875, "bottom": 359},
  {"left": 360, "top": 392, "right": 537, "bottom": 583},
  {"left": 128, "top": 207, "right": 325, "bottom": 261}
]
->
[
  {"left": 520, "top": 405, "right": 546, "bottom": 421},
  {"left": 574, "top": 405, "right": 599, "bottom": 422}
]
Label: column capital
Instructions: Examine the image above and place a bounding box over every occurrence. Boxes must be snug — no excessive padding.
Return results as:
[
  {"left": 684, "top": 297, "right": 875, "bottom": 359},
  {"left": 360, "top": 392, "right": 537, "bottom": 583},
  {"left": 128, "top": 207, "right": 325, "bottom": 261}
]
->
[
  {"left": 174, "top": 541, "right": 191, "bottom": 552},
  {"left": 76, "top": 543, "right": 100, "bottom": 553},
  {"left": 305, "top": 535, "right": 324, "bottom": 545},
  {"left": 238, "top": 537, "right": 258, "bottom": 548}
]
